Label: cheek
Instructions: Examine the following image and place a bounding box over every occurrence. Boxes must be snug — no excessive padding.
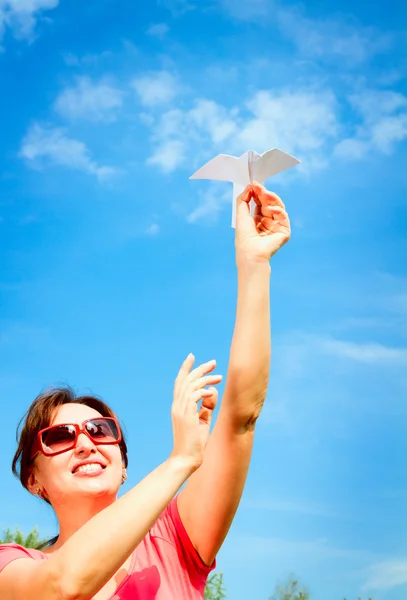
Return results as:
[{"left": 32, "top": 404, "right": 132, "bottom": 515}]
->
[
  {"left": 104, "top": 446, "right": 124, "bottom": 471},
  {"left": 37, "top": 446, "right": 124, "bottom": 492},
  {"left": 35, "top": 456, "right": 71, "bottom": 494},
  {"left": 45, "top": 456, "right": 71, "bottom": 482}
]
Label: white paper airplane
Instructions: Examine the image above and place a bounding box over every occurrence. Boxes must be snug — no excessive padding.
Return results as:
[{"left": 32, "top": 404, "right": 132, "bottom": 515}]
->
[{"left": 190, "top": 148, "right": 300, "bottom": 227}]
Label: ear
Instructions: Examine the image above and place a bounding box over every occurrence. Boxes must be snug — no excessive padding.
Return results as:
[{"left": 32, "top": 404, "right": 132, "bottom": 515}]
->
[{"left": 26, "top": 468, "right": 40, "bottom": 496}]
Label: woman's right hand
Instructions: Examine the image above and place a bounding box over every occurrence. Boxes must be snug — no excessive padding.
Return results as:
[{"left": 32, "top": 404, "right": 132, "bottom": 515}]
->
[{"left": 170, "top": 354, "right": 222, "bottom": 471}]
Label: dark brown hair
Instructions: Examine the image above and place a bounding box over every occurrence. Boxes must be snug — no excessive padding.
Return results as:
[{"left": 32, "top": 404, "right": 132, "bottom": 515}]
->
[
  {"left": 12, "top": 386, "right": 128, "bottom": 503},
  {"left": 12, "top": 387, "right": 129, "bottom": 549}
]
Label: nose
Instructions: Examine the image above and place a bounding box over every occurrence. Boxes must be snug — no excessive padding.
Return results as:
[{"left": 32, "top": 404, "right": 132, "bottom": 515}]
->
[{"left": 74, "top": 431, "right": 97, "bottom": 456}]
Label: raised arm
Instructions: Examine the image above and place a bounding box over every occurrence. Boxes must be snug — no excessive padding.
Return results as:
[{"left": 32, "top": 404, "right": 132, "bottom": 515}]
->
[
  {"left": 178, "top": 182, "right": 291, "bottom": 565},
  {"left": 0, "top": 361, "right": 221, "bottom": 600}
]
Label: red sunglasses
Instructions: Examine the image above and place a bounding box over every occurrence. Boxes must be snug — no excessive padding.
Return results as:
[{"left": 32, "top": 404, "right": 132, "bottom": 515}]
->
[{"left": 30, "top": 417, "right": 122, "bottom": 460}]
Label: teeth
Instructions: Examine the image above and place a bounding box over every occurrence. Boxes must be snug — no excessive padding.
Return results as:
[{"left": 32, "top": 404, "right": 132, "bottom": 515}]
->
[{"left": 75, "top": 463, "right": 103, "bottom": 473}]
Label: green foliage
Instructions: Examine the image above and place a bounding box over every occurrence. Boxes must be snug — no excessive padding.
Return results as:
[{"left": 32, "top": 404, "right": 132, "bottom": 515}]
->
[
  {"left": 269, "top": 576, "right": 310, "bottom": 600},
  {"left": 205, "top": 572, "right": 227, "bottom": 599},
  {"left": 0, "top": 526, "right": 47, "bottom": 548}
]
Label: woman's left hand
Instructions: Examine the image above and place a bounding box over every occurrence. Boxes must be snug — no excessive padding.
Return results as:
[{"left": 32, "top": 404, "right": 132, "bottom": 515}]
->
[{"left": 235, "top": 181, "right": 291, "bottom": 263}]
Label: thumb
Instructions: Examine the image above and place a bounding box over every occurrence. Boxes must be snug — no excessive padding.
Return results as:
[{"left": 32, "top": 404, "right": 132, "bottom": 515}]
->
[
  {"left": 199, "top": 387, "right": 218, "bottom": 426},
  {"left": 236, "top": 185, "right": 257, "bottom": 235}
]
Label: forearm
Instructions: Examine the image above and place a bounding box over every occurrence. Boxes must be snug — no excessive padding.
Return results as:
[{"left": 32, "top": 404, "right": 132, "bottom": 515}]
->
[
  {"left": 220, "top": 257, "right": 271, "bottom": 426},
  {"left": 49, "top": 457, "right": 194, "bottom": 600}
]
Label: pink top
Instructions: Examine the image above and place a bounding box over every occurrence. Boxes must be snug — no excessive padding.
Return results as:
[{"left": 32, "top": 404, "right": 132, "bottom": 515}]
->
[{"left": 0, "top": 496, "right": 215, "bottom": 599}]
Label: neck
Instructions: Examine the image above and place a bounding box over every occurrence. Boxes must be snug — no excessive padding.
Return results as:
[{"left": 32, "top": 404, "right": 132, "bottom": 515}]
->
[{"left": 46, "top": 493, "right": 117, "bottom": 552}]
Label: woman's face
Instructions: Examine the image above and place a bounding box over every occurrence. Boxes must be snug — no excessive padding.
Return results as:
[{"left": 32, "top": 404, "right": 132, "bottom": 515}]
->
[{"left": 29, "top": 403, "right": 124, "bottom": 506}]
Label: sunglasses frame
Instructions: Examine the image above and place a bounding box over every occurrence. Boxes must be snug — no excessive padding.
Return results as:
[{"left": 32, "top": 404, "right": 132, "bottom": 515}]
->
[{"left": 30, "top": 417, "right": 122, "bottom": 460}]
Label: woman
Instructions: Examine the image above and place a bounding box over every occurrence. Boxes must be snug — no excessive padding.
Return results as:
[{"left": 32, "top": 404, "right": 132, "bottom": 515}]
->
[{"left": 0, "top": 183, "right": 291, "bottom": 600}]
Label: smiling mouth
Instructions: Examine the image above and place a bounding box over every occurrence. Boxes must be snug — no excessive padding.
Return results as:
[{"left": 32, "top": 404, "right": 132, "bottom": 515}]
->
[{"left": 73, "top": 463, "right": 106, "bottom": 475}]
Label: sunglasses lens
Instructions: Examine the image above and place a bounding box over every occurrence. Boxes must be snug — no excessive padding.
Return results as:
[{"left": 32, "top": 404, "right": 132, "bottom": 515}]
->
[
  {"left": 86, "top": 418, "right": 119, "bottom": 443},
  {"left": 42, "top": 425, "right": 76, "bottom": 453}
]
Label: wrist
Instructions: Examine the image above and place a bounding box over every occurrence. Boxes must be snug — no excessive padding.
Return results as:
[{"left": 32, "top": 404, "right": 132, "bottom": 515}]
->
[
  {"left": 236, "top": 254, "right": 272, "bottom": 275},
  {"left": 166, "top": 454, "right": 201, "bottom": 479}
]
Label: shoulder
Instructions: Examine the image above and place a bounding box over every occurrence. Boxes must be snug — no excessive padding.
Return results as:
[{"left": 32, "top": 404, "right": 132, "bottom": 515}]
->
[
  {"left": 0, "top": 544, "right": 46, "bottom": 572},
  {"left": 0, "top": 544, "right": 51, "bottom": 600}
]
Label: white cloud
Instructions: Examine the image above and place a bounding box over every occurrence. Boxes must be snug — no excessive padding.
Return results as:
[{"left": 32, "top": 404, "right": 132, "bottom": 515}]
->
[
  {"left": 392, "top": 292, "right": 407, "bottom": 314},
  {"left": 335, "top": 89, "right": 407, "bottom": 159},
  {"left": 371, "top": 115, "right": 407, "bottom": 152},
  {"left": 319, "top": 338, "right": 407, "bottom": 365},
  {"left": 214, "top": 0, "right": 391, "bottom": 65},
  {"left": 62, "top": 51, "right": 113, "bottom": 68},
  {"left": 54, "top": 77, "right": 124, "bottom": 122},
  {"left": 189, "top": 99, "right": 238, "bottom": 144},
  {"left": 131, "top": 71, "right": 180, "bottom": 107},
  {"left": 350, "top": 89, "right": 407, "bottom": 119},
  {"left": 259, "top": 324, "right": 407, "bottom": 441},
  {"left": 146, "top": 223, "right": 160, "bottom": 235},
  {"left": 144, "top": 88, "right": 338, "bottom": 183},
  {"left": 144, "top": 99, "right": 237, "bottom": 175},
  {"left": 186, "top": 184, "right": 230, "bottom": 224},
  {"left": 363, "top": 559, "right": 407, "bottom": 591},
  {"left": 335, "top": 316, "right": 388, "bottom": 331},
  {"left": 283, "top": 332, "right": 407, "bottom": 367},
  {"left": 334, "top": 138, "right": 369, "bottom": 160},
  {"left": 20, "top": 123, "right": 118, "bottom": 180},
  {"left": 0, "top": 0, "right": 58, "bottom": 44},
  {"left": 140, "top": 82, "right": 407, "bottom": 223},
  {"left": 159, "top": 0, "right": 194, "bottom": 15},
  {"left": 238, "top": 89, "right": 338, "bottom": 158},
  {"left": 144, "top": 100, "right": 238, "bottom": 179},
  {"left": 146, "top": 23, "right": 170, "bottom": 38},
  {"left": 218, "top": 0, "right": 269, "bottom": 19},
  {"left": 275, "top": 6, "right": 391, "bottom": 66},
  {"left": 243, "top": 496, "right": 344, "bottom": 519},
  {"left": 146, "top": 139, "right": 185, "bottom": 173},
  {"left": 153, "top": 108, "right": 186, "bottom": 139}
]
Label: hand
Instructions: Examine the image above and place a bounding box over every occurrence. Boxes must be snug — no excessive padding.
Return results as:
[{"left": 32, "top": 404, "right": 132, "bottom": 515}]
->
[
  {"left": 170, "top": 354, "right": 222, "bottom": 471},
  {"left": 235, "top": 181, "right": 291, "bottom": 263}
]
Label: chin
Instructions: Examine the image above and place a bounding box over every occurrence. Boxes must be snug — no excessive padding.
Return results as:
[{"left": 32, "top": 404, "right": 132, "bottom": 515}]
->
[{"left": 74, "top": 476, "right": 121, "bottom": 498}]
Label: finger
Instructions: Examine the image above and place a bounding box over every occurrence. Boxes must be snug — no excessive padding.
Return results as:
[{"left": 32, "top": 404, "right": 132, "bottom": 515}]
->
[
  {"left": 174, "top": 353, "right": 195, "bottom": 397},
  {"left": 172, "top": 387, "right": 213, "bottom": 421},
  {"left": 254, "top": 216, "right": 279, "bottom": 232},
  {"left": 198, "top": 405, "right": 213, "bottom": 428},
  {"left": 187, "top": 359, "right": 217, "bottom": 382},
  {"left": 236, "top": 185, "right": 255, "bottom": 205},
  {"left": 181, "top": 369, "right": 221, "bottom": 412},
  {"left": 253, "top": 198, "right": 286, "bottom": 222},
  {"left": 236, "top": 190, "right": 258, "bottom": 235},
  {"left": 252, "top": 181, "right": 285, "bottom": 208},
  {"left": 251, "top": 182, "right": 285, "bottom": 210},
  {"left": 255, "top": 217, "right": 291, "bottom": 240},
  {"left": 254, "top": 210, "right": 290, "bottom": 229},
  {"left": 192, "top": 374, "right": 223, "bottom": 391},
  {"left": 185, "top": 388, "right": 218, "bottom": 413},
  {"left": 254, "top": 205, "right": 287, "bottom": 219},
  {"left": 201, "top": 387, "right": 218, "bottom": 411},
  {"left": 247, "top": 187, "right": 261, "bottom": 207},
  {"left": 199, "top": 388, "right": 218, "bottom": 426},
  {"left": 254, "top": 206, "right": 289, "bottom": 225}
]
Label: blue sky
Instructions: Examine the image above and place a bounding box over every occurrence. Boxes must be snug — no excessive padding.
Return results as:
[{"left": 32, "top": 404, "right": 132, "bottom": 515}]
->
[{"left": 0, "top": 0, "right": 406, "bottom": 598}]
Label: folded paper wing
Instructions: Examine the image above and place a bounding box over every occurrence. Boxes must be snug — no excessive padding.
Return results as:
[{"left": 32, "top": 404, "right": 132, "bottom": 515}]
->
[{"left": 190, "top": 148, "right": 300, "bottom": 227}]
